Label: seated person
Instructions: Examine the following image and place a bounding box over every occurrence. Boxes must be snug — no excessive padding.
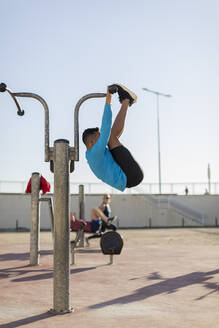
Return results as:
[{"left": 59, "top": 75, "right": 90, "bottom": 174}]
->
[
  {"left": 70, "top": 206, "right": 117, "bottom": 246},
  {"left": 70, "top": 209, "right": 116, "bottom": 233}
]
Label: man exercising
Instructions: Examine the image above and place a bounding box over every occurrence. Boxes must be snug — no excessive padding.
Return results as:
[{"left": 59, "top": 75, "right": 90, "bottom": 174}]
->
[{"left": 82, "top": 83, "right": 144, "bottom": 192}]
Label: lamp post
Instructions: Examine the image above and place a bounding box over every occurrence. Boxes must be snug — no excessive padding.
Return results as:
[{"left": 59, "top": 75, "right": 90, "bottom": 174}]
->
[
  {"left": 208, "top": 163, "right": 211, "bottom": 194},
  {"left": 142, "top": 87, "right": 171, "bottom": 194}
]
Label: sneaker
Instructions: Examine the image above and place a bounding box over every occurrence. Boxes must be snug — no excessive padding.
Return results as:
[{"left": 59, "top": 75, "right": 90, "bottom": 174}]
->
[
  {"left": 107, "top": 216, "right": 116, "bottom": 222},
  {"left": 111, "top": 83, "right": 137, "bottom": 106},
  {"left": 108, "top": 84, "right": 118, "bottom": 94}
]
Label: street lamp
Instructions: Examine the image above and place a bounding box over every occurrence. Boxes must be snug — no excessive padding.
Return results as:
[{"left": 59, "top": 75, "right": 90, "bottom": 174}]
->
[
  {"left": 142, "top": 87, "right": 171, "bottom": 194},
  {"left": 207, "top": 163, "right": 211, "bottom": 194}
]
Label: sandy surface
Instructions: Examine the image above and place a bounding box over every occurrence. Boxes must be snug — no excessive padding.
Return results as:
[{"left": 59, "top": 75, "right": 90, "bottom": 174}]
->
[{"left": 1, "top": 228, "right": 219, "bottom": 327}]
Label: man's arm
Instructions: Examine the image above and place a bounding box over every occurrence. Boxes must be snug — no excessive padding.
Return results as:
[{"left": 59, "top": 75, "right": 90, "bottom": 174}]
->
[
  {"left": 92, "top": 89, "right": 112, "bottom": 153},
  {"left": 99, "top": 202, "right": 105, "bottom": 212},
  {"left": 106, "top": 88, "right": 111, "bottom": 105}
]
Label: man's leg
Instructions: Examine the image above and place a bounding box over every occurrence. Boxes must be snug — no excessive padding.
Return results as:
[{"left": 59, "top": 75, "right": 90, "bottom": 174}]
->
[
  {"left": 91, "top": 208, "right": 108, "bottom": 223},
  {"left": 70, "top": 212, "right": 76, "bottom": 222},
  {"left": 107, "top": 82, "right": 137, "bottom": 149},
  {"left": 108, "top": 99, "right": 129, "bottom": 149},
  {"left": 107, "top": 85, "right": 143, "bottom": 187},
  {"left": 111, "top": 99, "right": 130, "bottom": 139},
  {"left": 85, "top": 232, "right": 103, "bottom": 246}
]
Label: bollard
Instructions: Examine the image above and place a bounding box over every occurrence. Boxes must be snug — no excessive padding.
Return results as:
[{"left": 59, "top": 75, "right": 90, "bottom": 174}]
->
[
  {"left": 30, "top": 172, "right": 41, "bottom": 266},
  {"left": 16, "top": 219, "right": 19, "bottom": 232},
  {"left": 51, "top": 139, "right": 73, "bottom": 314},
  {"left": 182, "top": 217, "right": 185, "bottom": 227},
  {"left": 78, "top": 184, "right": 85, "bottom": 247}
]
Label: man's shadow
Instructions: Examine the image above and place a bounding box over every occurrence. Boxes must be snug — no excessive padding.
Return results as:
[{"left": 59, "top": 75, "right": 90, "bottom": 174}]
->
[{"left": 89, "top": 269, "right": 219, "bottom": 309}]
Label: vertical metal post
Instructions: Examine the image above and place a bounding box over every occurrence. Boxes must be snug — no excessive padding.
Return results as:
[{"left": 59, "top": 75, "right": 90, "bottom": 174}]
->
[
  {"left": 52, "top": 139, "right": 73, "bottom": 314},
  {"left": 208, "top": 163, "right": 211, "bottom": 194},
  {"left": 78, "top": 184, "right": 85, "bottom": 247},
  {"left": 109, "top": 254, "right": 113, "bottom": 265},
  {"left": 71, "top": 249, "right": 75, "bottom": 265},
  {"left": 39, "top": 198, "right": 54, "bottom": 242},
  {"left": 156, "top": 94, "right": 162, "bottom": 194},
  {"left": 142, "top": 88, "right": 171, "bottom": 195},
  {"left": 30, "top": 172, "right": 40, "bottom": 266},
  {"left": 48, "top": 198, "right": 54, "bottom": 239}
]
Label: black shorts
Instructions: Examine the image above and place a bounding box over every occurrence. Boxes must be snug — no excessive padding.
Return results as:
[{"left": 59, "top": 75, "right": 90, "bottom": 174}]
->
[{"left": 110, "top": 146, "right": 144, "bottom": 188}]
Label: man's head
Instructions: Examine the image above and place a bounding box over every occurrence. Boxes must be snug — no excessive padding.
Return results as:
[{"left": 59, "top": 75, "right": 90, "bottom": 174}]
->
[
  {"left": 82, "top": 127, "right": 100, "bottom": 149},
  {"left": 103, "top": 194, "right": 111, "bottom": 204}
]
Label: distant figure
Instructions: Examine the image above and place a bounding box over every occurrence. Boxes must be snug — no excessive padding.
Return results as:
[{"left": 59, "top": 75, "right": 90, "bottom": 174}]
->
[
  {"left": 99, "top": 194, "right": 111, "bottom": 218},
  {"left": 185, "top": 186, "right": 189, "bottom": 196},
  {"left": 70, "top": 193, "right": 117, "bottom": 247},
  {"left": 85, "top": 194, "right": 116, "bottom": 246}
]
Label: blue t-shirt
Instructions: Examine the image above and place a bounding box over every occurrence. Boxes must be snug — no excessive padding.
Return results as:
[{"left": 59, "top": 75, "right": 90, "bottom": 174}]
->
[{"left": 85, "top": 104, "right": 127, "bottom": 192}]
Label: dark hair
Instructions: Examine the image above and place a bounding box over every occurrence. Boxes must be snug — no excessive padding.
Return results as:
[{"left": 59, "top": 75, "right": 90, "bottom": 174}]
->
[{"left": 82, "top": 127, "right": 99, "bottom": 145}]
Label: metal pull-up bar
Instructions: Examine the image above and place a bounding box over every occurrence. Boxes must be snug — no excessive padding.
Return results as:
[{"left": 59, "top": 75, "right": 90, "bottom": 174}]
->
[{"left": 74, "top": 93, "right": 106, "bottom": 161}]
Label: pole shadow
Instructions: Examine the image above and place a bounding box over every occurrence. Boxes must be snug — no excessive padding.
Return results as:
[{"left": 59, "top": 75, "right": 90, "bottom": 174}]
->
[
  {"left": 0, "top": 250, "right": 53, "bottom": 262},
  {"left": 10, "top": 266, "right": 97, "bottom": 282},
  {"left": 0, "top": 263, "right": 99, "bottom": 282},
  {"left": 0, "top": 311, "right": 56, "bottom": 328}
]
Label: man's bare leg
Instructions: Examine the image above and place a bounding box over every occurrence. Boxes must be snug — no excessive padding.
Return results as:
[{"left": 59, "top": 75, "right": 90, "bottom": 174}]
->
[
  {"left": 86, "top": 207, "right": 109, "bottom": 246},
  {"left": 70, "top": 212, "right": 76, "bottom": 222},
  {"left": 91, "top": 207, "right": 108, "bottom": 223},
  {"left": 111, "top": 99, "right": 129, "bottom": 138},
  {"left": 108, "top": 99, "right": 129, "bottom": 149}
]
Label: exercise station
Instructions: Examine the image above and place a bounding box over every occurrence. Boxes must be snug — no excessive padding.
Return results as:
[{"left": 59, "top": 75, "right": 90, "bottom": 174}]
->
[{"left": 0, "top": 82, "right": 125, "bottom": 314}]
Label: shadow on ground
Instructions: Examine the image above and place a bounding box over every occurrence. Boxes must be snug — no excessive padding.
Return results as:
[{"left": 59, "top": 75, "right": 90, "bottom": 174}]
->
[
  {"left": 0, "top": 250, "right": 53, "bottom": 262},
  {"left": 0, "top": 311, "right": 56, "bottom": 328},
  {"left": 0, "top": 265, "right": 98, "bottom": 282},
  {"left": 88, "top": 269, "right": 219, "bottom": 309}
]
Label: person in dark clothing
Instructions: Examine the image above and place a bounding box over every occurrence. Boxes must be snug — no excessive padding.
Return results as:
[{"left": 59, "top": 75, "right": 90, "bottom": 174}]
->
[
  {"left": 85, "top": 197, "right": 117, "bottom": 246},
  {"left": 98, "top": 193, "right": 118, "bottom": 230}
]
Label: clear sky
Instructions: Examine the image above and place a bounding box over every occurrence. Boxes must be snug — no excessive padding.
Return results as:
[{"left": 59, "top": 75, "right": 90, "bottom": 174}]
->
[{"left": 0, "top": 0, "right": 219, "bottom": 187}]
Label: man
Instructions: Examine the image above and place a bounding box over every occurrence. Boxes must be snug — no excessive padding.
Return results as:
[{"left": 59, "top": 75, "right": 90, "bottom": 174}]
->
[
  {"left": 70, "top": 194, "right": 117, "bottom": 246},
  {"left": 99, "top": 194, "right": 111, "bottom": 218},
  {"left": 82, "top": 83, "right": 144, "bottom": 192}
]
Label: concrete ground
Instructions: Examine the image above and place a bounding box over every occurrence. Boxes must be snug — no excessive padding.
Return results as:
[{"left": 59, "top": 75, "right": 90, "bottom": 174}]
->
[{"left": 1, "top": 228, "right": 219, "bottom": 328}]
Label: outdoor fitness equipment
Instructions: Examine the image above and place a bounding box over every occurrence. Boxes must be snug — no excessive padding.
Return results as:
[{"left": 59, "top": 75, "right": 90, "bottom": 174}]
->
[
  {"left": 70, "top": 184, "right": 123, "bottom": 265},
  {"left": 100, "top": 231, "right": 123, "bottom": 264},
  {"left": 0, "top": 82, "right": 106, "bottom": 314},
  {"left": 70, "top": 218, "right": 123, "bottom": 265}
]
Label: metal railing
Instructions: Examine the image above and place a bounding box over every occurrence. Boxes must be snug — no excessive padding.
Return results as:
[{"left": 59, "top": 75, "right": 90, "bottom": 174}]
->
[
  {"left": 145, "top": 194, "right": 206, "bottom": 225},
  {"left": 0, "top": 180, "right": 218, "bottom": 195}
]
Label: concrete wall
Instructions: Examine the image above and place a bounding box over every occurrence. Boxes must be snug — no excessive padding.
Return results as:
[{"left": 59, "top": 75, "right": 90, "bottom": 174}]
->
[{"left": 0, "top": 193, "right": 219, "bottom": 230}]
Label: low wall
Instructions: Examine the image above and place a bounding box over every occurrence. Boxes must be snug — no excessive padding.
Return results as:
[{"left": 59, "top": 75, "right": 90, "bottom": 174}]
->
[{"left": 0, "top": 193, "right": 218, "bottom": 230}]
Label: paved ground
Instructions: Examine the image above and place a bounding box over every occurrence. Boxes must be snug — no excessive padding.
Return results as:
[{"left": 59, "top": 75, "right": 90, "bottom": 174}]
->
[{"left": 1, "top": 228, "right": 219, "bottom": 327}]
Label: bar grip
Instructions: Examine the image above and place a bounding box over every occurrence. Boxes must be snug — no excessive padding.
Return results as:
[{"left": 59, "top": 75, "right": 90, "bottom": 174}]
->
[
  {"left": 0, "top": 83, "right": 7, "bottom": 92},
  {"left": 17, "top": 109, "right": 25, "bottom": 116}
]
